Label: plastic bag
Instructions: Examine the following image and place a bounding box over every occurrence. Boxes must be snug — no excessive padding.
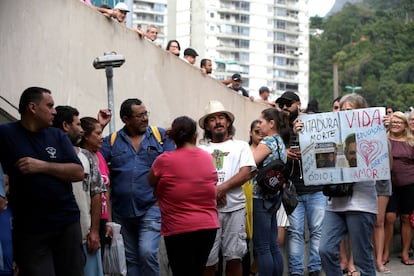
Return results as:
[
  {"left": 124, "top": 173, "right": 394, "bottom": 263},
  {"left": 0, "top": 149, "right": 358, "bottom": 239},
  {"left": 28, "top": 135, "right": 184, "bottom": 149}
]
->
[{"left": 103, "top": 222, "right": 127, "bottom": 276}]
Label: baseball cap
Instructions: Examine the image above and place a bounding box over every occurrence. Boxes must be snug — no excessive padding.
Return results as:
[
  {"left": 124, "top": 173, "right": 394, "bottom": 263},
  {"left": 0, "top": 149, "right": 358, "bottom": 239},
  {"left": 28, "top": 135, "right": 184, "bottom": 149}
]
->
[
  {"left": 114, "top": 2, "right": 130, "bottom": 12},
  {"left": 183, "top": 48, "right": 198, "bottom": 57},
  {"left": 232, "top": 73, "right": 242, "bottom": 81},
  {"left": 275, "top": 91, "right": 300, "bottom": 103}
]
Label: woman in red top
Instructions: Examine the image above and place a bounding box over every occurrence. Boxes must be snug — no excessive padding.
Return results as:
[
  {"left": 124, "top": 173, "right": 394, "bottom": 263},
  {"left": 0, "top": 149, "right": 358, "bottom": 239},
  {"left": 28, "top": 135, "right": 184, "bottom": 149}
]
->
[
  {"left": 384, "top": 111, "right": 414, "bottom": 265},
  {"left": 148, "top": 116, "right": 219, "bottom": 276}
]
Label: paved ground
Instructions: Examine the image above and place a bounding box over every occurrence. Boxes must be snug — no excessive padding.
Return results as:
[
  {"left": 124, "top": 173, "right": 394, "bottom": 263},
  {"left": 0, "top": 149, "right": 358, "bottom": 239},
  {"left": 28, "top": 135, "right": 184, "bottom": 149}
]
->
[
  {"left": 279, "top": 246, "right": 414, "bottom": 276},
  {"left": 278, "top": 230, "right": 414, "bottom": 276},
  {"left": 159, "top": 230, "right": 414, "bottom": 276}
]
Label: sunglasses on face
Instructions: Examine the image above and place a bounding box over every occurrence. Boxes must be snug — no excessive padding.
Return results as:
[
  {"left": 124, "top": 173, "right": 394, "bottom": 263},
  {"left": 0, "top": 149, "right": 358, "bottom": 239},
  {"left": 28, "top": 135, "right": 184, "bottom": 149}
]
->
[
  {"left": 333, "top": 106, "right": 340, "bottom": 110},
  {"left": 278, "top": 101, "right": 294, "bottom": 109}
]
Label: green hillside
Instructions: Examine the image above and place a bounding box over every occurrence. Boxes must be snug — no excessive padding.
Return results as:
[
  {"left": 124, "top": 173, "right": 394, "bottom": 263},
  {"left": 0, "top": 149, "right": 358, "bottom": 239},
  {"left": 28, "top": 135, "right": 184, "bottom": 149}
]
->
[{"left": 309, "top": 0, "right": 414, "bottom": 111}]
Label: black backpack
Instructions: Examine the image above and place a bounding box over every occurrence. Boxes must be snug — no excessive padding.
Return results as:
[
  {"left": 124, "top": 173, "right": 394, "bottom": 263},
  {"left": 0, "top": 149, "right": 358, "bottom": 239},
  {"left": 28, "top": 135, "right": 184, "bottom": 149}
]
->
[
  {"left": 256, "top": 158, "right": 289, "bottom": 195},
  {"left": 256, "top": 141, "right": 289, "bottom": 196}
]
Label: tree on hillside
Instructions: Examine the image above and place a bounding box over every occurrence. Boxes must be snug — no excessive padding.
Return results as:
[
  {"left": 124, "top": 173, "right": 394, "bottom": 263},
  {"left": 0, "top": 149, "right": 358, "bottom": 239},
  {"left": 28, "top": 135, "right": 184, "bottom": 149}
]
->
[{"left": 309, "top": 0, "right": 414, "bottom": 111}]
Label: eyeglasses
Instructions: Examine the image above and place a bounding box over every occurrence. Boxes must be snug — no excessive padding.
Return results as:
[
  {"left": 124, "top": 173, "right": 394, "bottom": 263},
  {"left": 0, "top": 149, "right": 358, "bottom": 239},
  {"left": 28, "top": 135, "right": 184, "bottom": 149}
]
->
[
  {"left": 391, "top": 121, "right": 404, "bottom": 126},
  {"left": 333, "top": 106, "right": 340, "bottom": 110},
  {"left": 254, "top": 130, "right": 261, "bottom": 135},
  {"left": 278, "top": 102, "right": 294, "bottom": 109},
  {"left": 132, "top": 111, "right": 150, "bottom": 119}
]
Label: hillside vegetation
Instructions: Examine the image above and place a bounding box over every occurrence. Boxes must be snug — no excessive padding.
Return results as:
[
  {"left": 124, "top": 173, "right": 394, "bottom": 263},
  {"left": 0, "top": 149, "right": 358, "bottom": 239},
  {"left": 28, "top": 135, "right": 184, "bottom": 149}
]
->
[{"left": 309, "top": 0, "right": 414, "bottom": 111}]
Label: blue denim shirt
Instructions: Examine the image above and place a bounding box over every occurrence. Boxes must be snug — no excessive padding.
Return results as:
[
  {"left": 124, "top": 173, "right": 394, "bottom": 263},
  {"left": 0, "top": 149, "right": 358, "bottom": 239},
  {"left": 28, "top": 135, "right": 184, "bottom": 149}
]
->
[
  {"left": 0, "top": 164, "right": 5, "bottom": 198},
  {"left": 101, "top": 126, "right": 175, "bottom": 218}
]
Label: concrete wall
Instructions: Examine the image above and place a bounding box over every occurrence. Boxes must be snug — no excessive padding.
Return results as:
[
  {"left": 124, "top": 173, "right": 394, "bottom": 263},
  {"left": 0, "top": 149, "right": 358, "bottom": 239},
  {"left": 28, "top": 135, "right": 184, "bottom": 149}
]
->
[{"left": 0, "top": 0, "right": 269, "bottom": 141}]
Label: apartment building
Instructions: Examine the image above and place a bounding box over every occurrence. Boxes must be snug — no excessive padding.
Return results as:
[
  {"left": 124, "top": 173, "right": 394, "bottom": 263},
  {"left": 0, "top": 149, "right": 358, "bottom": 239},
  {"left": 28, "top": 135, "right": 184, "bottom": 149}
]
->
[{"left": 104, "top": 0, "right": 310, "bottom": 102}]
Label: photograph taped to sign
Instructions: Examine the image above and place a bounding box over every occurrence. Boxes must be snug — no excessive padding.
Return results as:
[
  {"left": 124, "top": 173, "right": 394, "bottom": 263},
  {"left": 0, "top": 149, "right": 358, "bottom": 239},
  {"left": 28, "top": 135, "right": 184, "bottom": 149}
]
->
[{"left": 297, "top": 107, "right": 391, "bottom": 185}]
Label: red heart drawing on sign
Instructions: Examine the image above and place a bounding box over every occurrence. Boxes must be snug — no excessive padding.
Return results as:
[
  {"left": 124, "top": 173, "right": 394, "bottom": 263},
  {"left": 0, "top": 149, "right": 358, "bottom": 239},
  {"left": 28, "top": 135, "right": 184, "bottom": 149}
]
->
[{"left": 358, "top": 140, "right": 383, "bottom": 166}]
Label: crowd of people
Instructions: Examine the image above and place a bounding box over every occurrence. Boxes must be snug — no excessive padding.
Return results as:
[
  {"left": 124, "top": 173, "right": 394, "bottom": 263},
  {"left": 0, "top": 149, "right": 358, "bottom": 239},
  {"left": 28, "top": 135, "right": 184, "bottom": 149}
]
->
[
  {"left": 0, "top": 2, "right": 413, "bottom": 276},
  {"left": 1, "top": 85, "right": 413, "bottom": 276}
]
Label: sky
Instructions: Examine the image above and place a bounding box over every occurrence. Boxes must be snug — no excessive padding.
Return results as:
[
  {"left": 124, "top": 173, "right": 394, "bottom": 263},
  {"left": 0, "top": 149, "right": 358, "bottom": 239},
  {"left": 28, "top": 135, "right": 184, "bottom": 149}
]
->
[{"left": 309, "top": 0, "right": 336, "bottom": 17}]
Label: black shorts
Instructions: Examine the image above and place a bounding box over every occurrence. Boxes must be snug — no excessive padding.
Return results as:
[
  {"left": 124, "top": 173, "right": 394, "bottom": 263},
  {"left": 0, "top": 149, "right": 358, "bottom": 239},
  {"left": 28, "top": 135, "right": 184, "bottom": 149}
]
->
[{"left": 386, "top": 183, "right": 414, "bottom": 215}]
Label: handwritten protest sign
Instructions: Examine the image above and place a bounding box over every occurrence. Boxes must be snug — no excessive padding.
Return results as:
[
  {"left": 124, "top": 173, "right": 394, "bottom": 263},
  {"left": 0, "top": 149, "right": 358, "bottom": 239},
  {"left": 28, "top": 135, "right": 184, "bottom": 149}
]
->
[{"left": 298, "top": 107, "right": 390, "bottom": 185}]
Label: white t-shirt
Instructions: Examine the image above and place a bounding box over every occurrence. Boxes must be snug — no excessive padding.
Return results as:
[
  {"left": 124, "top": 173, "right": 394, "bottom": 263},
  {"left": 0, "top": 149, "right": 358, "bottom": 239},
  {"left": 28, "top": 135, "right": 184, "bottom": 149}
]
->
[{"left": 199, "top": 139, "right": 256, "bottom": 212}]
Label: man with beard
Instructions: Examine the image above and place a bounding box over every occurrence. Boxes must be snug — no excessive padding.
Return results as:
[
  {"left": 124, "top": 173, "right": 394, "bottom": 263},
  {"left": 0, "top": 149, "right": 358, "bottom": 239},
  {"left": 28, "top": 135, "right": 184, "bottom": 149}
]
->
[
  {"left": 275, "top": 91, "right": 326, "bottom": 276},
  {"left": 100, "top": 99, "right": 175, "bottom": 276},
  {"left": 53, "top": 106, "right": 106, "bottom": 276},
  {"left": 200, "top": 58, "right": 213, "bottom": 76},
  {"left": 198, "top": 100, "right": 256, "bottom": 276}
]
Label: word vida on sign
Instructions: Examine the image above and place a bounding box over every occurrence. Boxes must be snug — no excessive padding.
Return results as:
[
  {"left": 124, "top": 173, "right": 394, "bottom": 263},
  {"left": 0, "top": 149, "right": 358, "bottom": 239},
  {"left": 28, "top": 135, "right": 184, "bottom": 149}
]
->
[{"left": 344, "top": 109, "right": 382, "bottom": 128}]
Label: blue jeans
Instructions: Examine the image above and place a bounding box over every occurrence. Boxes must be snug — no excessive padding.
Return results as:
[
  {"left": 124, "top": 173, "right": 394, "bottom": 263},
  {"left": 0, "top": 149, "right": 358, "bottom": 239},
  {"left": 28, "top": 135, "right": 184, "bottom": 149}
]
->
[
  {"left": 287, "top": 191, "right": 326, "bottom": 274},
  {"left": 319, "top": 210, "right": 376, "bottom": 276},
  {"left": 114, "top": 205, "right": 161, "bottom": 276},
  {"left": 253, "top": 198, "right": 283, "bottom": 276}
]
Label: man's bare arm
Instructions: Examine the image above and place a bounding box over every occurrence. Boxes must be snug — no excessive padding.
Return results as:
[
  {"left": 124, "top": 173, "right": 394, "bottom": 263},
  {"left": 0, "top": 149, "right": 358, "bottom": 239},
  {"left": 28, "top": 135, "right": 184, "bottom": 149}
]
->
[{"left": 217, "top": 166, "right": 252, "bottom": 205}]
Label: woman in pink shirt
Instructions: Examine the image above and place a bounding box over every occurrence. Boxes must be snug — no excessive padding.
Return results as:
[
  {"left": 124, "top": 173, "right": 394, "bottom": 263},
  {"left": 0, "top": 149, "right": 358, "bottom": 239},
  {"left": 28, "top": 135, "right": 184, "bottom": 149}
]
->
[{"left": 148, "top": 116, "right": 219, "bottom": 276}]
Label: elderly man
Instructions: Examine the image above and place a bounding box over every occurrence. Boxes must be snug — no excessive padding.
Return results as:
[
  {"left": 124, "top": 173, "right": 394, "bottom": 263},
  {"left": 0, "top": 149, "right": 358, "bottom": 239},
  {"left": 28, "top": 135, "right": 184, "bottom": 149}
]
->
[{"left": 0, "top": 87, "right": 85, "bottom": 276}]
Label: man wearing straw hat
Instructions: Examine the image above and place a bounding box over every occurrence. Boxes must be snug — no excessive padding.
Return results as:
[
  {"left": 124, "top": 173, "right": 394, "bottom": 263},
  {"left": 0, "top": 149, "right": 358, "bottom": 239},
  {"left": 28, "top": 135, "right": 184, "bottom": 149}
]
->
[{"left": 199, "top": 100, "right": 256, "bottom": 276}]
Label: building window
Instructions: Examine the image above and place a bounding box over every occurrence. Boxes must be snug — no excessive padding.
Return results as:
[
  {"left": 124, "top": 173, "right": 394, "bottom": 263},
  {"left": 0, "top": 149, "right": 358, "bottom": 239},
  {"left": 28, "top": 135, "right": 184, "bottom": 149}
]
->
[
  {"left": 286, "top": 83, "right": 299, "bottom": 91},
  {"left": 276, "top": 70, "right": 286, "bottom": 77},
  {"left": 155, "top": 15, "right": 164, "bottom": 23},
  {"left": 240, "top": 15, "right": 249, "bottom": 24},
  {"left": 277, "top": 82, "right": 286, "bottom": 90},
  {"left": 276, "top": 8, "right": 287, "bottom": 16},
  {"left": 275, "top": 32, "right": 286, "bottom": 41},
  {"left": 153, "top": 3, "right": 165, "bottom": 12},
  {"left": 239, "top": 40, "right": 249, "bottom": 49},
  {"left": 276, "top": 20, "right": 286, "bottom": 29},
  {"left": 239, "top": 2, "right": 250, "bottom": 11},
  {"left": 275, "top": 44, "right": 285, "bottom": 54},
  {"left": 210, "top": 12, "right": 214, "bottom": 18},
  {"left": 240, "top": 53, "right": 249, "bottom": 62},
  {"left": 240, "top": 65, "right": 249, "bottom": 74},
  {"left": 240, "top": 27, "right": 249, "bottom": 36},
  {"left": 275, "top": 57, "right": 285, "bottom": 65}
]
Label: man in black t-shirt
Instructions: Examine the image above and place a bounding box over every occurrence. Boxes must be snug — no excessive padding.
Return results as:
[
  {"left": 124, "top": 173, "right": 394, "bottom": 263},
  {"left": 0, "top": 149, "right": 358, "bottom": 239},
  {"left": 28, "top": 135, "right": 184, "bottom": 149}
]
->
[{"left": 0, "top": 87, "right": 85, "bottom": 276}]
